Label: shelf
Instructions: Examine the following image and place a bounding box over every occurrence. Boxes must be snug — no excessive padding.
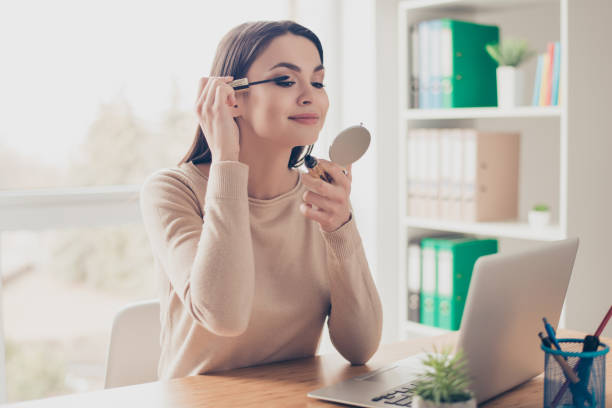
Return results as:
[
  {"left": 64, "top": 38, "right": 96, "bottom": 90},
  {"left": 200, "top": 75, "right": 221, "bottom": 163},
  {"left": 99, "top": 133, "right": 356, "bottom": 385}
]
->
[
  {"left": 402, "top": 106, "right": 562, "bottom": 120},
  {"left": 399, "top": 0, "right": 558, "bottom": 12},
  {"left": 404, "top": 320, "right": 452, "bottom": 337},
  {"left": 403, "top": 217, "right": 565, "bottom": 241}
]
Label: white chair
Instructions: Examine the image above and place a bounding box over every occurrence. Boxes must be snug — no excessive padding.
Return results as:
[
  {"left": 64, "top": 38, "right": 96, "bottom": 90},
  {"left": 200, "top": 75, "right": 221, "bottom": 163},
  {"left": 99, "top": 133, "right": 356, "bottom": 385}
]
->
[{"left": 104, "top": 299, "right": 161, "bottom": 388}]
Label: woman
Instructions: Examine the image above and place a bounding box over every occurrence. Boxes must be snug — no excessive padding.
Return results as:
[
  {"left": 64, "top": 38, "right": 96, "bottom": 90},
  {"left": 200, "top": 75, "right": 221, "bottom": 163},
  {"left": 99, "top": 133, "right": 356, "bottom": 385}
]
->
[{"left": 140, "top": 20, "right": 382, "bottom": 379}]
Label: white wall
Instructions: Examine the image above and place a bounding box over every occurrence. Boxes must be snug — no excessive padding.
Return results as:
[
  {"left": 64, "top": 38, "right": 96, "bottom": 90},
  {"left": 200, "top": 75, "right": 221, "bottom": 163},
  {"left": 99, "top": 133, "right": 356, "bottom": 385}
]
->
[
  {"left": 294, "top": 0, "right": 399, "bottom": 345},
  {"left": 565, "top": 0, "right": 612, "bottom": 338}
]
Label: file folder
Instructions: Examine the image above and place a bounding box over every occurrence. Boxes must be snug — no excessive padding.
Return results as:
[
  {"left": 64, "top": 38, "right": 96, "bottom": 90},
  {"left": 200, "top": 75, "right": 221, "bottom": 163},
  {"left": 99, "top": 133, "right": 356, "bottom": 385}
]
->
[{"left": 436, "top": 237, "right": 498, "bottom": 330}]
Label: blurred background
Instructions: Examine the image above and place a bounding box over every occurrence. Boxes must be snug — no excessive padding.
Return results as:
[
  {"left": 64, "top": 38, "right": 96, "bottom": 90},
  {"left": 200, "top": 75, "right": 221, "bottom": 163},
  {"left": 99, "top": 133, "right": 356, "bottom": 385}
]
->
[
  {"left": 1, "top": 0, "right": 611, "bottom": 404},
  {"left": 0, "top": 0, "right": 344, "bottom": 402}
]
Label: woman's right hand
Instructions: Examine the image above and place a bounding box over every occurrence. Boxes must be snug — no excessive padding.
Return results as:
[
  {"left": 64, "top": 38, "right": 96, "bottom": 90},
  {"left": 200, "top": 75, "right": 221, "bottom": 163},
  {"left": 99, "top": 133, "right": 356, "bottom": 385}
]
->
[{"left": 194, "top": 76, "right": 240, "bottom": 162}]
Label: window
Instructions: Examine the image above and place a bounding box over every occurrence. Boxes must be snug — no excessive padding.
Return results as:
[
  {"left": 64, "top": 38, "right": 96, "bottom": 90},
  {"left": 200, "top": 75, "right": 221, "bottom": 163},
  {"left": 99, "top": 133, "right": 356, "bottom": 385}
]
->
[
  {"left": 1, "top": 1, "right": 299, "bottom": 403},
  {"left": 0, "top": 0, "right": 291, "bottom": 191}
]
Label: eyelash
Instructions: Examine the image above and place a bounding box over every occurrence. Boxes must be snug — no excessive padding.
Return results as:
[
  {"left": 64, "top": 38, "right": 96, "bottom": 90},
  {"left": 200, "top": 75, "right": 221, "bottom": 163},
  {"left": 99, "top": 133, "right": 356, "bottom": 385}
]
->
[{"left": 275, "top": 80, "right": 325, "bottom": 89}]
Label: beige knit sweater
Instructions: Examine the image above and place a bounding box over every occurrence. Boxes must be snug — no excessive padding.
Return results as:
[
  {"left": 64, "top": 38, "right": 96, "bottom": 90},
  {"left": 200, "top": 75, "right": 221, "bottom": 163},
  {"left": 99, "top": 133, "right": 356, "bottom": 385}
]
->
[{"left": 139, "top": 160, "right": 383, "bottom": 379}]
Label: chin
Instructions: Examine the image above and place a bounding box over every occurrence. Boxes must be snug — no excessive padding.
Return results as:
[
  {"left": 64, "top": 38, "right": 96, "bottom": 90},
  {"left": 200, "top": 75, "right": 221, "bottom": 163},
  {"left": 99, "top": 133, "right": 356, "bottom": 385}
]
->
[{"left": 290, "top": 127, "right": 321, "bottom": 145}]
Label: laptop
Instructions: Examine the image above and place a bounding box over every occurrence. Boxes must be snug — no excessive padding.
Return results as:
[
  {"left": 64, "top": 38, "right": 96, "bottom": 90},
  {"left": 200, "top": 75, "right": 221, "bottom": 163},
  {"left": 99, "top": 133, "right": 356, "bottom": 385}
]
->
[{"left": 308, "top": 238, "right": 579, "bottom": 407}]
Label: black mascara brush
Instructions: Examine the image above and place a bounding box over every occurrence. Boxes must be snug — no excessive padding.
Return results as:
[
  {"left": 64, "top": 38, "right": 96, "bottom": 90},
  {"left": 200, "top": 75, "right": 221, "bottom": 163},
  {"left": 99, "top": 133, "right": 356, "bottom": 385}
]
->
[{"left": 229, "top": 75, "right": 290, "bottom": 92}]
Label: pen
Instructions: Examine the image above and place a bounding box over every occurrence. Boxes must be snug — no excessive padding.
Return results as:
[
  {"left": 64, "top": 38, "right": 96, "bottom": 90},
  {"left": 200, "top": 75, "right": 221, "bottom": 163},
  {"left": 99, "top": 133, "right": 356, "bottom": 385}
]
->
[
  {"left": 539, "top": 333, "right": 580, "bottom": 383},
  {"left": 543, "top": 317, "right": 562, "bottom": 351},
  {"left": 594, "top": 304, "right": 612, "bottom": 337},
  {"left": 574, "top": 335, "right": 599, "bottom": 396}
]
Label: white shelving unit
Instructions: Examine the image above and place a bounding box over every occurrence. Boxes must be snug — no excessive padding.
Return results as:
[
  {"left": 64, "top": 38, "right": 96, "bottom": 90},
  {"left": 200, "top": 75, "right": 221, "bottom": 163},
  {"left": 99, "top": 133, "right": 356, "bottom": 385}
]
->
[
  {"left": 402, "top": 106, "right": 562, "bottom": 120},
  {"left": 396, "top": 0, "right": 569, "bottom": 339}
]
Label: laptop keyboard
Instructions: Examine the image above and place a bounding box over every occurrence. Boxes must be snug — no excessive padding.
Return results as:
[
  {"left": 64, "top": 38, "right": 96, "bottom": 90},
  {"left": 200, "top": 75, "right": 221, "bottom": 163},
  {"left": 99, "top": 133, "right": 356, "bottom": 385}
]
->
[{"left": 371, "top": 383, "right": 415, "bottom": 406}]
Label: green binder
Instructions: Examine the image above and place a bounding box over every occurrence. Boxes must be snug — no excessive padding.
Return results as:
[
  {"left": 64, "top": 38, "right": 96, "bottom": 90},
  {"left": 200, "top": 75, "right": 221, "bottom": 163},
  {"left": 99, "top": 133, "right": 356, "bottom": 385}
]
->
[
  {"left": 420, "top": 235, "right": 467, "bottom": 327},
  {"left": 439, "top": 19, "right": 499, "bottom": 108},
  {"left": 436, "top": 238, "right": 498, "bottom": 330},
  {"left": 420, "top": 238, "right": 438, "bottom": 327}
]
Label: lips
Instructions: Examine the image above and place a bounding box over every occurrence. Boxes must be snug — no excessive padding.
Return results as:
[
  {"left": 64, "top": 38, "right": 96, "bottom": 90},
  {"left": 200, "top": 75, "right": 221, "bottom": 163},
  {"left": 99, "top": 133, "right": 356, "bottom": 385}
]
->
[{"left": 288, "top": 113, "right": 320, "bottom": 125}]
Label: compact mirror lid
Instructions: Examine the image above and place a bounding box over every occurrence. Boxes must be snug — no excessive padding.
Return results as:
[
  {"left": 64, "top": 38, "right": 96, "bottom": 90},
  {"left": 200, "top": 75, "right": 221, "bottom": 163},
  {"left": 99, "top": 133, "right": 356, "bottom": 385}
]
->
[{"left": 328, "top": 124, "right": 371, "bottom": 166}]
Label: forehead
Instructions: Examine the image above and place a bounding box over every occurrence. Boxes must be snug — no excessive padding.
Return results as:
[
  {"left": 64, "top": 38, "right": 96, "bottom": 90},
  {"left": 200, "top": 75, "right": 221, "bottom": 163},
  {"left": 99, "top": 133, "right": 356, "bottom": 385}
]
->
[{"left": 248, "top": 34, "right": 322, "bottom": 74}]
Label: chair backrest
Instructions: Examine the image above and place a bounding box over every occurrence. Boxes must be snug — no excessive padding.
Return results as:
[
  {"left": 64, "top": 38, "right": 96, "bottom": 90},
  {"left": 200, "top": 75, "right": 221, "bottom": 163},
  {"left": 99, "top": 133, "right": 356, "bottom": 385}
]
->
[{"left": 104, "top": 299, "right": 161, "bottom": 388}]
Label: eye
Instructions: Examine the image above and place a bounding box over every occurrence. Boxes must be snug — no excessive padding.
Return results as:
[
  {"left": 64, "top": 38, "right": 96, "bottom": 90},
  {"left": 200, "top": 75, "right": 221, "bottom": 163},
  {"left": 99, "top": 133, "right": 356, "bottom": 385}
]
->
[
  {"left": 312, "top": 82, "right": 325, "bottom": 89},
  {"left": 275, "top": 80, "right": 295, "bottom": 87}
]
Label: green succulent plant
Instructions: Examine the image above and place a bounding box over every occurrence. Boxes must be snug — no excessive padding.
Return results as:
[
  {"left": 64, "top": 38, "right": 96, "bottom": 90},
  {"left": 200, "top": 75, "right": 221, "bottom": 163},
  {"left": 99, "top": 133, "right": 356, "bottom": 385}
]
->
[
  {"left": 532, "top": 204, "right": 550, "bottom": 212},
  {"left": 486, "top": 38, "right": 535, "bottom": 67},
  {"left": 413, "top": 347, "right": 473, "bottom": 404}
]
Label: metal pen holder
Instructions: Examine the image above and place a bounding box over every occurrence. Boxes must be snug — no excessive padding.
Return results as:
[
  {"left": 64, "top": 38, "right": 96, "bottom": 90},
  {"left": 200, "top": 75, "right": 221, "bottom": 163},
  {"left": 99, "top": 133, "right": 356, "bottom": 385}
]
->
[{"left": 541, "top": 338, "right": 609, "bottom": 408}]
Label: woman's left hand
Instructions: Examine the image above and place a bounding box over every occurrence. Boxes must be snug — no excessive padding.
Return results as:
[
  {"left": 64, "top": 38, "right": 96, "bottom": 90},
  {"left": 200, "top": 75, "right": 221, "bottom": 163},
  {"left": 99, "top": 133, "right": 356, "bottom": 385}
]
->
[{"left": 300, "top": 159, "right": 352, "bottom": 232}]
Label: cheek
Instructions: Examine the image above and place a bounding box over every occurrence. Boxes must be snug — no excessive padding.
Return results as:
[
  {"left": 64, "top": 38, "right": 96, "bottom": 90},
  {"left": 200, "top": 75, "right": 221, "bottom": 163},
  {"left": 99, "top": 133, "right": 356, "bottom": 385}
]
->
[
  {"left": 246, "top": 92, "right": 288, "bottom": 130},
  {"left": 319, "top": 91, "right": 330, "bottom": 120}
]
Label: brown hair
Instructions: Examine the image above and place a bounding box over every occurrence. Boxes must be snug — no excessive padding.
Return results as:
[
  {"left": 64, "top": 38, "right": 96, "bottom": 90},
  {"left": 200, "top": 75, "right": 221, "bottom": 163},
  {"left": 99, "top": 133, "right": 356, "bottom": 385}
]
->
[{"left": 178, "top": 20, "right": 323, "bottom": 168}]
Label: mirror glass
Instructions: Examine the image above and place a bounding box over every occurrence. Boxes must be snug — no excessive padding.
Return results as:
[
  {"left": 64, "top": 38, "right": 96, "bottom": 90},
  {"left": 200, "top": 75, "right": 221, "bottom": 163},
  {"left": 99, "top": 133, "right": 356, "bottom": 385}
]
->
[{"left": 328, "top": 124, "right": 371, "bottom": 166}]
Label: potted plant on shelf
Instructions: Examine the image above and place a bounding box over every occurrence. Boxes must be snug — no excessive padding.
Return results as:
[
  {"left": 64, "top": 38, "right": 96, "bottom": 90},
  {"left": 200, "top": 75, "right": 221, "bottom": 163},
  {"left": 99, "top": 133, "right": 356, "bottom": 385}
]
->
[
  {"left": 485, "top": 38, "right": 535, "bottom": 108},
  {"left": 412, "top": 348, "right": 476, "bottom": 408},
  {"left": 528, "top": 203, "right": 551, "bottom": 227}
]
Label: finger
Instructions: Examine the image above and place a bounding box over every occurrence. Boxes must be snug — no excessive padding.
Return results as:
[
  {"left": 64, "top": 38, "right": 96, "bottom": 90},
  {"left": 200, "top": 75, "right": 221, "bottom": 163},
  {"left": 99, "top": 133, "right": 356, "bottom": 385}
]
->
[
  {"left": 195, "top": 77, "right": 209, "bottom": 104},
  {"left": 317, "top": 159, "right": 351, "bottom": 192},
  {"left": 195, "top": 77, "right": 210, "bottom": 114},
  {"left": 302, "top": 172, "right": 343, "bottom": 199},
  {"left": 196, "top": 77, "right": 216, "bottom": 114},
  {"left": 302, "top": 190, "right": 338, "bottom": 212},
  {"left": 213, "top": 81, "right": 237, "bottom": 110},
  {"left": 201, "top": 76, "right": 233, "bottom": 113},
  {"left": 300, "top": 202, "right": 332, "bottom": 226},
  {"left": 220, "top": 76, "right": 237, "bottom": 106},
  {"left": 203, "top": 77, "right": 223, "bottom": 112},
  {"left": 346, "top": 164, "right": 352, "bottom": 183}
]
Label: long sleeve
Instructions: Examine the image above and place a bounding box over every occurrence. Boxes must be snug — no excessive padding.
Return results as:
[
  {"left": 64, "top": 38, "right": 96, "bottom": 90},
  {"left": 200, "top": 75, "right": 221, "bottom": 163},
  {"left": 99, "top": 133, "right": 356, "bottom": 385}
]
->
[
  {"left": 140, "top": 161, "right": 255, "bottom": 336},
  {"left": 321, "top": 216, "right": 383, "bottom": 364}
]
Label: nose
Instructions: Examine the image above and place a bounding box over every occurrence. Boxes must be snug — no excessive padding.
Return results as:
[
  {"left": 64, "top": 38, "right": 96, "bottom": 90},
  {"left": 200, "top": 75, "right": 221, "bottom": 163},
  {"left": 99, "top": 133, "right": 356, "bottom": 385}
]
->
[{"left": 297, "top": 83, "right": 313, "bottom": 106}]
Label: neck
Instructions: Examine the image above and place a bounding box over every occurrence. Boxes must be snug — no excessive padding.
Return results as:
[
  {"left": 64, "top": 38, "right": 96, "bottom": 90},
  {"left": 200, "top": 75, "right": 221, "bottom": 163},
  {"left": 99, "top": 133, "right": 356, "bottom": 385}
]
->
[{"left": 237, "top": 127, "right": 299, "bottom": 200}]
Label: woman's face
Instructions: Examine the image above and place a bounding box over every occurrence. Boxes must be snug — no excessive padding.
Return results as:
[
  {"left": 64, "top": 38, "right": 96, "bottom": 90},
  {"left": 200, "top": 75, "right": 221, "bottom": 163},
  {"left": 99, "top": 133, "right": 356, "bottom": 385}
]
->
[{"left": 237, "top": 34, "right": 329, "bottom": 148}]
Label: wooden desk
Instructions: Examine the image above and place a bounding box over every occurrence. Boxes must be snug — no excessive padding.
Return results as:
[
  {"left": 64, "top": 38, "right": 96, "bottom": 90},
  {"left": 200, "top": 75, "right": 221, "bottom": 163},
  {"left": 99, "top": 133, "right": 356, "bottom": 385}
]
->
[{"left": 6, "top": 330, "right": 610, "bottom": 407}]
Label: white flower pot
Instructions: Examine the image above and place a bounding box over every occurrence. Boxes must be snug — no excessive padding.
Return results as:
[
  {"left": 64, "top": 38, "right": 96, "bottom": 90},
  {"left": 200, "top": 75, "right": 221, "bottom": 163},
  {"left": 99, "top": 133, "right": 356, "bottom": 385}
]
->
[
  {"left": 412, "top": 395, "right": 477, "bottom": 408},
  {"left": 496, "top": 66, "right": 524, "bottom": 108},
  {"left": 528, "top": 210, "right": 551, "bottom": 227}
]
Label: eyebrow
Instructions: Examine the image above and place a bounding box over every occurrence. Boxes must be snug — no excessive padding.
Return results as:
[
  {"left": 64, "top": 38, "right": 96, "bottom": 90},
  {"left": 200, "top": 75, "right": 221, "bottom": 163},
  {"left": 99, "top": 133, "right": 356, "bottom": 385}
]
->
[{"left": 268, "top": 62, "right": 325, "bottom": 73}]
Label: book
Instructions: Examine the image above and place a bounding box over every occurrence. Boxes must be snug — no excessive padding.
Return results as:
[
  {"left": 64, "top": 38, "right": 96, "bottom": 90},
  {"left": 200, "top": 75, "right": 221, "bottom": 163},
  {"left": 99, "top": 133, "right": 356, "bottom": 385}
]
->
[
  {"left": 545, "top": 42, "right": 555, "bottom": 105},
  {"left": 420, "top": 238, "right": 438, "bottom": 327},
  {"left": 539, "top": 46, "right": 551, "bottom": 106},
  {"left": 532, "top": 54, "right": 544, "bottom": 106},
  {"left": 410, "top": 25, "right": 420, "bottom": 109},
  {"left": 430, "top": 20, "right": 443, "bottom": 108},
  {"left": 437, "top": 19, "right": 500, "bottom": 108},
  {"left": 420, "top": 234, "right": 467, "bottom": 328},
  {"left": 438, "top": 129, "right": 453, "bottom": 219},
  {"left": 460, "top": 129, "right": 520, "bottom": 222},
  {"left": 551, "top": 42, "right": 561, "bottom": 106},
  {"left": 406, "top": 128, "right": 520, "bottom": 221},
  {"left": 407, "top": 238, "right": 422, "bottom": 323},
  {"left": 436, "top": 237, "right": 499, "bottom": 330},
  {"left": 407, "top": 128, "right": 428, "bottom": 217},
  {"left": 425, "top": 128, "right": 440, "bottom": 218},
  {"left": 418, "top": 21, "right": 431, "bottom": 109},
  {"left": 440, "top": 19, "right": 453, "bottom": 109}
]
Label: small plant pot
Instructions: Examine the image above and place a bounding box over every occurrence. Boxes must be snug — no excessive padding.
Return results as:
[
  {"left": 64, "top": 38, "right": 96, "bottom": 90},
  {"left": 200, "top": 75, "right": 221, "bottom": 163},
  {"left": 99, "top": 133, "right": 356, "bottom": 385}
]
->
[
  {"left": 528, "top": 210, "right": 551, "bottom": 227},
  {"left": 412, "top": 395, "right": 477, "bottom": 408},
  {"left": 496, "top": 66, "right": 524, "bottom": 108}
]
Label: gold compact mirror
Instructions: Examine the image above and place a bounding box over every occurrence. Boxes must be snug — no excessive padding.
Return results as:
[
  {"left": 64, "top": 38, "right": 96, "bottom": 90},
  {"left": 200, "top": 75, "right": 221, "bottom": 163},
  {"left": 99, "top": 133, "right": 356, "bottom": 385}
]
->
[{"left": 328, "top": 124, "right": 371, "bottom": 166}]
